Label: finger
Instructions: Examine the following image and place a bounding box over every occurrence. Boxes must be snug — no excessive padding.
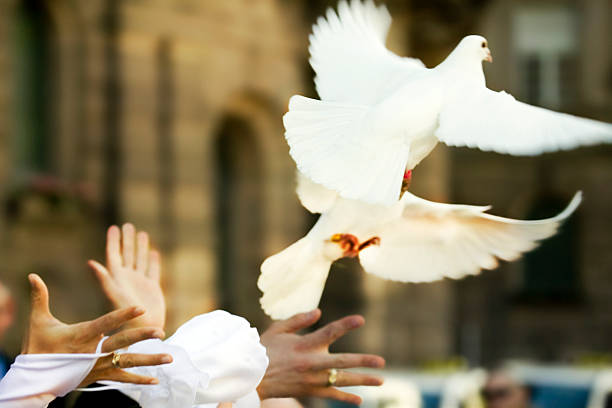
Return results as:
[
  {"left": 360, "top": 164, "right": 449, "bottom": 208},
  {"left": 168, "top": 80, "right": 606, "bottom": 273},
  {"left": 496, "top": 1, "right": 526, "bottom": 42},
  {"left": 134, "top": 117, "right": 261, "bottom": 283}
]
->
[
  {"left": 96, "top": 368, "right": 159, "bottom": 385},
  {"left": 106, "top": 225, "right": 122, "bottom": 271},
  {"left": 88, "top": 260, "right": 112, "bottom": 287},
  {"left": 135, "top": 231, "right": 149, "bottom": 273},
  {"left": 112, "top": 352, "right": 172, "bottom": 369},
  {"left": 121, "top": 223, "right": 136, "bottom": 268},
  {"left": 303, "top": 315, "right": 364, "bottom": 347},
  {"left": 28, "top": 274, "right": 50, "bottom": 316},
  {"left": 311, "top": 353, "right": 385, "bottom": 371},
  {"left": 87, "top": 306, "right": 145, "bottom": 335},
  {"left": 147, "top": 250, "right": 161, "bottom": 282},
  {"left": 102, "top": 327, "right": 165, "bottom": 352},
  {"left": 315, "top": 370, "right": 383, "bottom": 387},
  {"left": 311, "top": 387, "right": 363, "bottom": 405},
  {"left": 267, "top": 309, "right": 321, "bottom": 334}
]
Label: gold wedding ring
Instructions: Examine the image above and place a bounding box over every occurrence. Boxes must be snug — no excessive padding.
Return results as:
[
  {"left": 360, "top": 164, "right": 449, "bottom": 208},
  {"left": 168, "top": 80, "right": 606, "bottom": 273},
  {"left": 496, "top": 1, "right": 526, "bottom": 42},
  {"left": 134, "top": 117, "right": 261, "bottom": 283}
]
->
[
  {"left": 327, "top": 368, "right": 338, "bottom": 386},
  {"left": 111, "top": 352, "right": 121, "bottom": 368}
]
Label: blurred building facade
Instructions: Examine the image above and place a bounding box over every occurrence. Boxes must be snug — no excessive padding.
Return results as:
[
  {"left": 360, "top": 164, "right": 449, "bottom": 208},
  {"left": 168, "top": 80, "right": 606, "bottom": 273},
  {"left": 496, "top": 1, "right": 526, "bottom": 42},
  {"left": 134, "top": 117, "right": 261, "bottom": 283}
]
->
[{"left": 0, "top": 0, "right": 610, "bottom": 371}]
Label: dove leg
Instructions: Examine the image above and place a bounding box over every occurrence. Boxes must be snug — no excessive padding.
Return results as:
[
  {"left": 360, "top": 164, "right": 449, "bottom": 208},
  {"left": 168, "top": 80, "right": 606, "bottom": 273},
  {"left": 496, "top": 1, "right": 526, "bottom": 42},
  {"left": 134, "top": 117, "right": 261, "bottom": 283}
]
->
[
  {"left": 336, "top": 234, "right": 360, "bottom": 258},
  {"left": 358, "top": 236, "right": 381, "bottom": 252},
  {"left": 400, "top": 170, "right": 412, "bottom": 197}
]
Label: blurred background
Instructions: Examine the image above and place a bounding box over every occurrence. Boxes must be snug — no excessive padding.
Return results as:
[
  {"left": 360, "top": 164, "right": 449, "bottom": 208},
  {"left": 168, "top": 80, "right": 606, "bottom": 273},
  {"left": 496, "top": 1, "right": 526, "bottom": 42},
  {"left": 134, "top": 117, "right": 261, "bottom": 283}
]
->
[{"left": 0, "top": 0, "right": 610, "bottom": 407}]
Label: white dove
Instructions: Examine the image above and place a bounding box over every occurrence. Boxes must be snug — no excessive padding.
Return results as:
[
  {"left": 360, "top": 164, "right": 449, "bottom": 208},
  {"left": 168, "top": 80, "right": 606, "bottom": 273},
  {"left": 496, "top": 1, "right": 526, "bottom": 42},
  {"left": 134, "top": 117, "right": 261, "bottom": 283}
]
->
[
  {"left": 284, "top": 0, "right": 612, "bottom": 205},
  {"left": 257, "top": 174, "right": 582, "bottom": 320}
]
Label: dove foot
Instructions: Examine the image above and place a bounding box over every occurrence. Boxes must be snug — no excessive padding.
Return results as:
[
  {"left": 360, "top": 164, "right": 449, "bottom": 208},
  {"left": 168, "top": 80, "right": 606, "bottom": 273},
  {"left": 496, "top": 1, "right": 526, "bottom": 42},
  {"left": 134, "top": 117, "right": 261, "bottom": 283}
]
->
[
  {"left": 330, "top": 233, "right": 381, "bottom": 258},
  {"left": 358, "top": 236, "right": 381, "bottom": 251},
  {"left": 400, "top": 170, "right": 412, "bottom": 197}
]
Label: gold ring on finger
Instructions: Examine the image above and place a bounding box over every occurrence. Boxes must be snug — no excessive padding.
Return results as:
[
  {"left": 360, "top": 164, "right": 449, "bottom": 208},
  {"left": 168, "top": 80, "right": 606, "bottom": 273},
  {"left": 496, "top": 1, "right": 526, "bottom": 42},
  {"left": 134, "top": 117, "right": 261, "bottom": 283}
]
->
[
  {"left": 327, "top": 368, "right": 338, "bottom": 386},
  {"left": 111, "top": 352, "right": 121, "bottom": 368}
]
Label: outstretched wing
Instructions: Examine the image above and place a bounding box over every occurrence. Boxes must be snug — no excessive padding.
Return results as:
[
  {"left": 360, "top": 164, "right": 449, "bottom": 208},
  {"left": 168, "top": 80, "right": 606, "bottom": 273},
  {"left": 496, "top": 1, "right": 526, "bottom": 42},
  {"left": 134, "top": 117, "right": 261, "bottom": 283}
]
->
[
  {"left": 436, "top": 87, "right": 612, "bottom": 155},
  {"left": 310, "top": 0, "right": 426, "bottom": 104},
  {"left": 359, "top": 192, "right": 582, "bottom": 282}
]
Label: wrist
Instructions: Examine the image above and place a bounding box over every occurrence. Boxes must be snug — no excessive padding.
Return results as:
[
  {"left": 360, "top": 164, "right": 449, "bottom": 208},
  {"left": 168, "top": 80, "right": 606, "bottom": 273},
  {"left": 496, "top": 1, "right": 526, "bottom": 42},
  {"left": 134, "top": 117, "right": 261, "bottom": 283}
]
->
[{"left": 256, "top": 382, "right": 268, "bottom": 401}]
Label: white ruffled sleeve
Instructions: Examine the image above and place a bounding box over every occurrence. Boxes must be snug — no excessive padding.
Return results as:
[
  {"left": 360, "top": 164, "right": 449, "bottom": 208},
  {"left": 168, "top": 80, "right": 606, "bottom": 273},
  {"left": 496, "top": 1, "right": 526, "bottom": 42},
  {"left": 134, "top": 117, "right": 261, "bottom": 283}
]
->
[
  {"left": 0, "top": 342, "right": 107, "bottom": 408},
  {"left": 100, "top": 310, "right": 268, "bottom": 408}
]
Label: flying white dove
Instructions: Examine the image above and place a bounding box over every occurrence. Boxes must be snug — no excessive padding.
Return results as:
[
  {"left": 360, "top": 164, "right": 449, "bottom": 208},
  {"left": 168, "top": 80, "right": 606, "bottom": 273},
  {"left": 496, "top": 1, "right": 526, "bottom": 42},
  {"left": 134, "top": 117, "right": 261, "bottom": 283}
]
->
[
  {"left": 257, "top": 174, "right": 582, "bottom": 319},
  {"left": 284, "top": 0, "right": 612, "bottom": 205}
]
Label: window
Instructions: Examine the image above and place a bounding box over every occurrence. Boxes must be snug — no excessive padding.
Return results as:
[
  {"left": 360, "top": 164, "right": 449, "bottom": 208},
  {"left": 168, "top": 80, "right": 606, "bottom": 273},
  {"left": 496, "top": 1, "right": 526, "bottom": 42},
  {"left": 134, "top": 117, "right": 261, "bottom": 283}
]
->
[
  {"left": 512, "top": 5, "right": 579, "bottom": 110},
  {"left": 518, "top": 193, "right": 581, "bottom": 303},
  {"left": 13, "top": 0, "right": 56, "bottom": 175}
]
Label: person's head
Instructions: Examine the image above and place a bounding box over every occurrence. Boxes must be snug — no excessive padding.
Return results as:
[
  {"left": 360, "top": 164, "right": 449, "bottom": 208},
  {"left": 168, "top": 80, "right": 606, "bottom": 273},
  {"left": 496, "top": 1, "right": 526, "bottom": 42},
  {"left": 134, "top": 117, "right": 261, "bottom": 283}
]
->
[
  {"left": 0, "top": 282, "right": 15, "bottom": 341},
  {"left": 481, "top": 370, "right": 531, "bottom": 408}
]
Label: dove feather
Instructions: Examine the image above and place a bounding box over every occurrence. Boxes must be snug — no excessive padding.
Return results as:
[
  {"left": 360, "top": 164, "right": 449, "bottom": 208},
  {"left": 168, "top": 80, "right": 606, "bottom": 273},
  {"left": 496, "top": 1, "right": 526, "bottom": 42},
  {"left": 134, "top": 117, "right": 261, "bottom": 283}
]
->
[
  {"left": 259, "top": 178, "right": 582, "bottom": 318},
  {"left": 310, "top": 0, "right": 425, "bottom": 104},
  {"left": 358, "top": 192, "right": 582, "bottom": 282},
  {"left": 284, "top": 95, "right": 410, "bottom": 204},
  {"left": 286, "top": 2, "right": 612, "bottom": 205},
  {"left": 258, "top": 238, "right": 332, "bottom": 320},
  {"left": 436, "top": 88, "right": 612, "bottom": 155},
  {"left": 296, "top": 172, "right": 339, "bottom": 214}
]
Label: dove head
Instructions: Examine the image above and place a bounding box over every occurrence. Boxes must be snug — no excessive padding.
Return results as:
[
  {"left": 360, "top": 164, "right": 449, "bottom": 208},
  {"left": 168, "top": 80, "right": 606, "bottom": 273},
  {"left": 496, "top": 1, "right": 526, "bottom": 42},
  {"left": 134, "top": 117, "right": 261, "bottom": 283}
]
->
[{"left": 457, "top": 35, "right": 493, "bottom": 64}]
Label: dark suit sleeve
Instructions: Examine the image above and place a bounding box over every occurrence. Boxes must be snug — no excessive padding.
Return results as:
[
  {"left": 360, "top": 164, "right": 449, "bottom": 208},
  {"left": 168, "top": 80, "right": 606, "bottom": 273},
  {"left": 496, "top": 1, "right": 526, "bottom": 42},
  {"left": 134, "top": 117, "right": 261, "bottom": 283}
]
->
[{"left": 69, "top": 389, "right": 141, "bottom": 408}]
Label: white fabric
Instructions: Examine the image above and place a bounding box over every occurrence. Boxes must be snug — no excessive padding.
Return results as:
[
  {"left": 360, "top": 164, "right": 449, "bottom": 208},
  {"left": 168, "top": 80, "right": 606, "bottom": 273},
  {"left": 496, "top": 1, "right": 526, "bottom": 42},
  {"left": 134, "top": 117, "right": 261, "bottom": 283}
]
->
[
  {"left": 0, "top": 311, "right": 267, "bottom": 408},
  {"left": 0, "top": 339, "right": 107, "bottom": 408},
  {"left": 0, "top": 393, "right": 55, "bottom": 408},
  {"left": 196, "top": 390, "right": 260, "bottom": 408},
  {"left": 101, "top": 311, "right": 268, "bottom": 408},
  {"left": 586, "top": 370, "right": 612, "bottom": 408}
]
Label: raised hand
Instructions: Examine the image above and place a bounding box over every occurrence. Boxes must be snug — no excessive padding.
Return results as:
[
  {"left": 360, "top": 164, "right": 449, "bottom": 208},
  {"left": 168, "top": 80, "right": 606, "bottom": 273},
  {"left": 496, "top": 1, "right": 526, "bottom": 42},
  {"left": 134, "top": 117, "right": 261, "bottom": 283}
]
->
[
  {"left": 88, "top": 224, "right": 166, "bottom": 331},
  {"left": 257, "top": 309, "right": 385, "bottom": 405},
  {"left": 23, "top": 273, "right": 172, "bottom": 386}
]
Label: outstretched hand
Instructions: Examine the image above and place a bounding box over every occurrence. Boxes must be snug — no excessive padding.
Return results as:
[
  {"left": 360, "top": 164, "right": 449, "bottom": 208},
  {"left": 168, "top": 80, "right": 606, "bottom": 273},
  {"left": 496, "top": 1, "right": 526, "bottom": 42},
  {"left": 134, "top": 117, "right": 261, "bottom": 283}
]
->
[
  {"left": 88, "top": 224, "right": 166, "bottom": 331},
  {"left": 23, "top": 273, "right": 172, "bottom": 386},
  {"left": 257, "top": 309, "right": 385, "bottom": 405}
]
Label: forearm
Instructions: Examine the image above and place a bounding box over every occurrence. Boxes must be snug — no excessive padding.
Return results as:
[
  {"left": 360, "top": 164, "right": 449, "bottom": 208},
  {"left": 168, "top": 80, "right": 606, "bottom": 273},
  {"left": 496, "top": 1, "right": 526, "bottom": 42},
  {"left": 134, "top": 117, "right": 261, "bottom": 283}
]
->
[{"left": 0, "top": 351, "right": 103, "bottom": 405}]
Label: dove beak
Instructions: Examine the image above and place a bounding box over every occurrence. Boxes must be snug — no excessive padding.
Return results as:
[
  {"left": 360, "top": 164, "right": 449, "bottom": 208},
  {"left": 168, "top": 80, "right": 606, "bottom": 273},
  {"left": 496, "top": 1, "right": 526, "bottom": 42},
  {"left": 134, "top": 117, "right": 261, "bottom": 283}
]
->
[{"left": 485, "top": 49, "right": 493, "bottom": 63}]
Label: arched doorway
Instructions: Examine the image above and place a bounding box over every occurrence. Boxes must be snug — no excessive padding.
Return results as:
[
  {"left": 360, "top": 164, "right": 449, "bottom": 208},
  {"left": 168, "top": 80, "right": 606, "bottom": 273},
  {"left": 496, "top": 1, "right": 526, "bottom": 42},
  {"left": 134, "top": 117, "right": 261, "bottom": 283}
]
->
[{"left": 214, "top": 114, "right": 267, "bottom": 329}]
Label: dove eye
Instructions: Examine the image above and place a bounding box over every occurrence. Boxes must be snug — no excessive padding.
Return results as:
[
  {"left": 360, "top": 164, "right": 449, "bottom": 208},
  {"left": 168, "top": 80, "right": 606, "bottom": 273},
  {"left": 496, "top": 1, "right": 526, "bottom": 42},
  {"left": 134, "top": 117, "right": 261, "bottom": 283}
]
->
[{"left": 481, "top": 41, "right": 487, "bottom": 48}]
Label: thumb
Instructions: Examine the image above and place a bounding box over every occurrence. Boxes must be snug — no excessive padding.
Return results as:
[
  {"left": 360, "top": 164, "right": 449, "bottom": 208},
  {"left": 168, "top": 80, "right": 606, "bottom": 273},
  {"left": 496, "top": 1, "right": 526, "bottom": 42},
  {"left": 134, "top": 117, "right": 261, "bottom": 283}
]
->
[
  {"left": 270, "top": 309, "right": 321, "bottom": 334},
  {"left": 28, "top": 274, "right": 51, "bottom": 316}
]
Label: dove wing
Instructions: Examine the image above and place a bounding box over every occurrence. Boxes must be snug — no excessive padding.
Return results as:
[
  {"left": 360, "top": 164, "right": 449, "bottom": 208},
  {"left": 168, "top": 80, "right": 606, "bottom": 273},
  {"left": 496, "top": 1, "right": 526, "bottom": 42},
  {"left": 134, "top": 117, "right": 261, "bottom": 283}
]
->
[
  {"left": 359, "top": 192, "right": 582, "bottom": 282},
  {"left": 311, "top": 0, "right": 426, "bottom": 104},
  {"left": 436, "top": 87, "right": 612, "bottom": 155}
]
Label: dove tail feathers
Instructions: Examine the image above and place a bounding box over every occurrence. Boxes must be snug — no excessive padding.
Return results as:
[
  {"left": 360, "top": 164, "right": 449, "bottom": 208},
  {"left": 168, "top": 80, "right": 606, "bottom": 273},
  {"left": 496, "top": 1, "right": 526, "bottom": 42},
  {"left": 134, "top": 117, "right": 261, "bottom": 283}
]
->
[
  {"left": 284, "top": 95, "right": 407, "bottom": 205},
  {"left": 258, "top": 237, "right": 332, "bottom": 320}
]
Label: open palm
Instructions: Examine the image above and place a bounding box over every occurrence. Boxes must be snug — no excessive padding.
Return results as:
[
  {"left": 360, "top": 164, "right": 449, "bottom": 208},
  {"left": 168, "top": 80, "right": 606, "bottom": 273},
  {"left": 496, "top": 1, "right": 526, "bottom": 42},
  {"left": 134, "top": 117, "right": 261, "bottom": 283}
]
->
[
  {"left": 89, "top": 224, "right": 166, "bottom": 331},
  {"left": 24, "top": 273, "right": 171, "bottom": 386}
]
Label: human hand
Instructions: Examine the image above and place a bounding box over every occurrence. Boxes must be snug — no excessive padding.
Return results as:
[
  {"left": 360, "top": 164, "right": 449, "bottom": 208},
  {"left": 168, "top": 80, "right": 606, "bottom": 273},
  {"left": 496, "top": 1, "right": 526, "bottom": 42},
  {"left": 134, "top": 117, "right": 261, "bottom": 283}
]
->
[
  {"left": 22, "top": 273, "right": 173, "bottom": 386},
  {"left": 261, "top": 398, "right": 304, "bottom": 407},
  {"left": 88, "top": 224, "right": 166, "bottom": 330},
  {"left": 257, "top": 309, "right": 385, "bottom": 405},
  {"left": 0, "top": 282, "right": 15, "bottom": 340}
]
